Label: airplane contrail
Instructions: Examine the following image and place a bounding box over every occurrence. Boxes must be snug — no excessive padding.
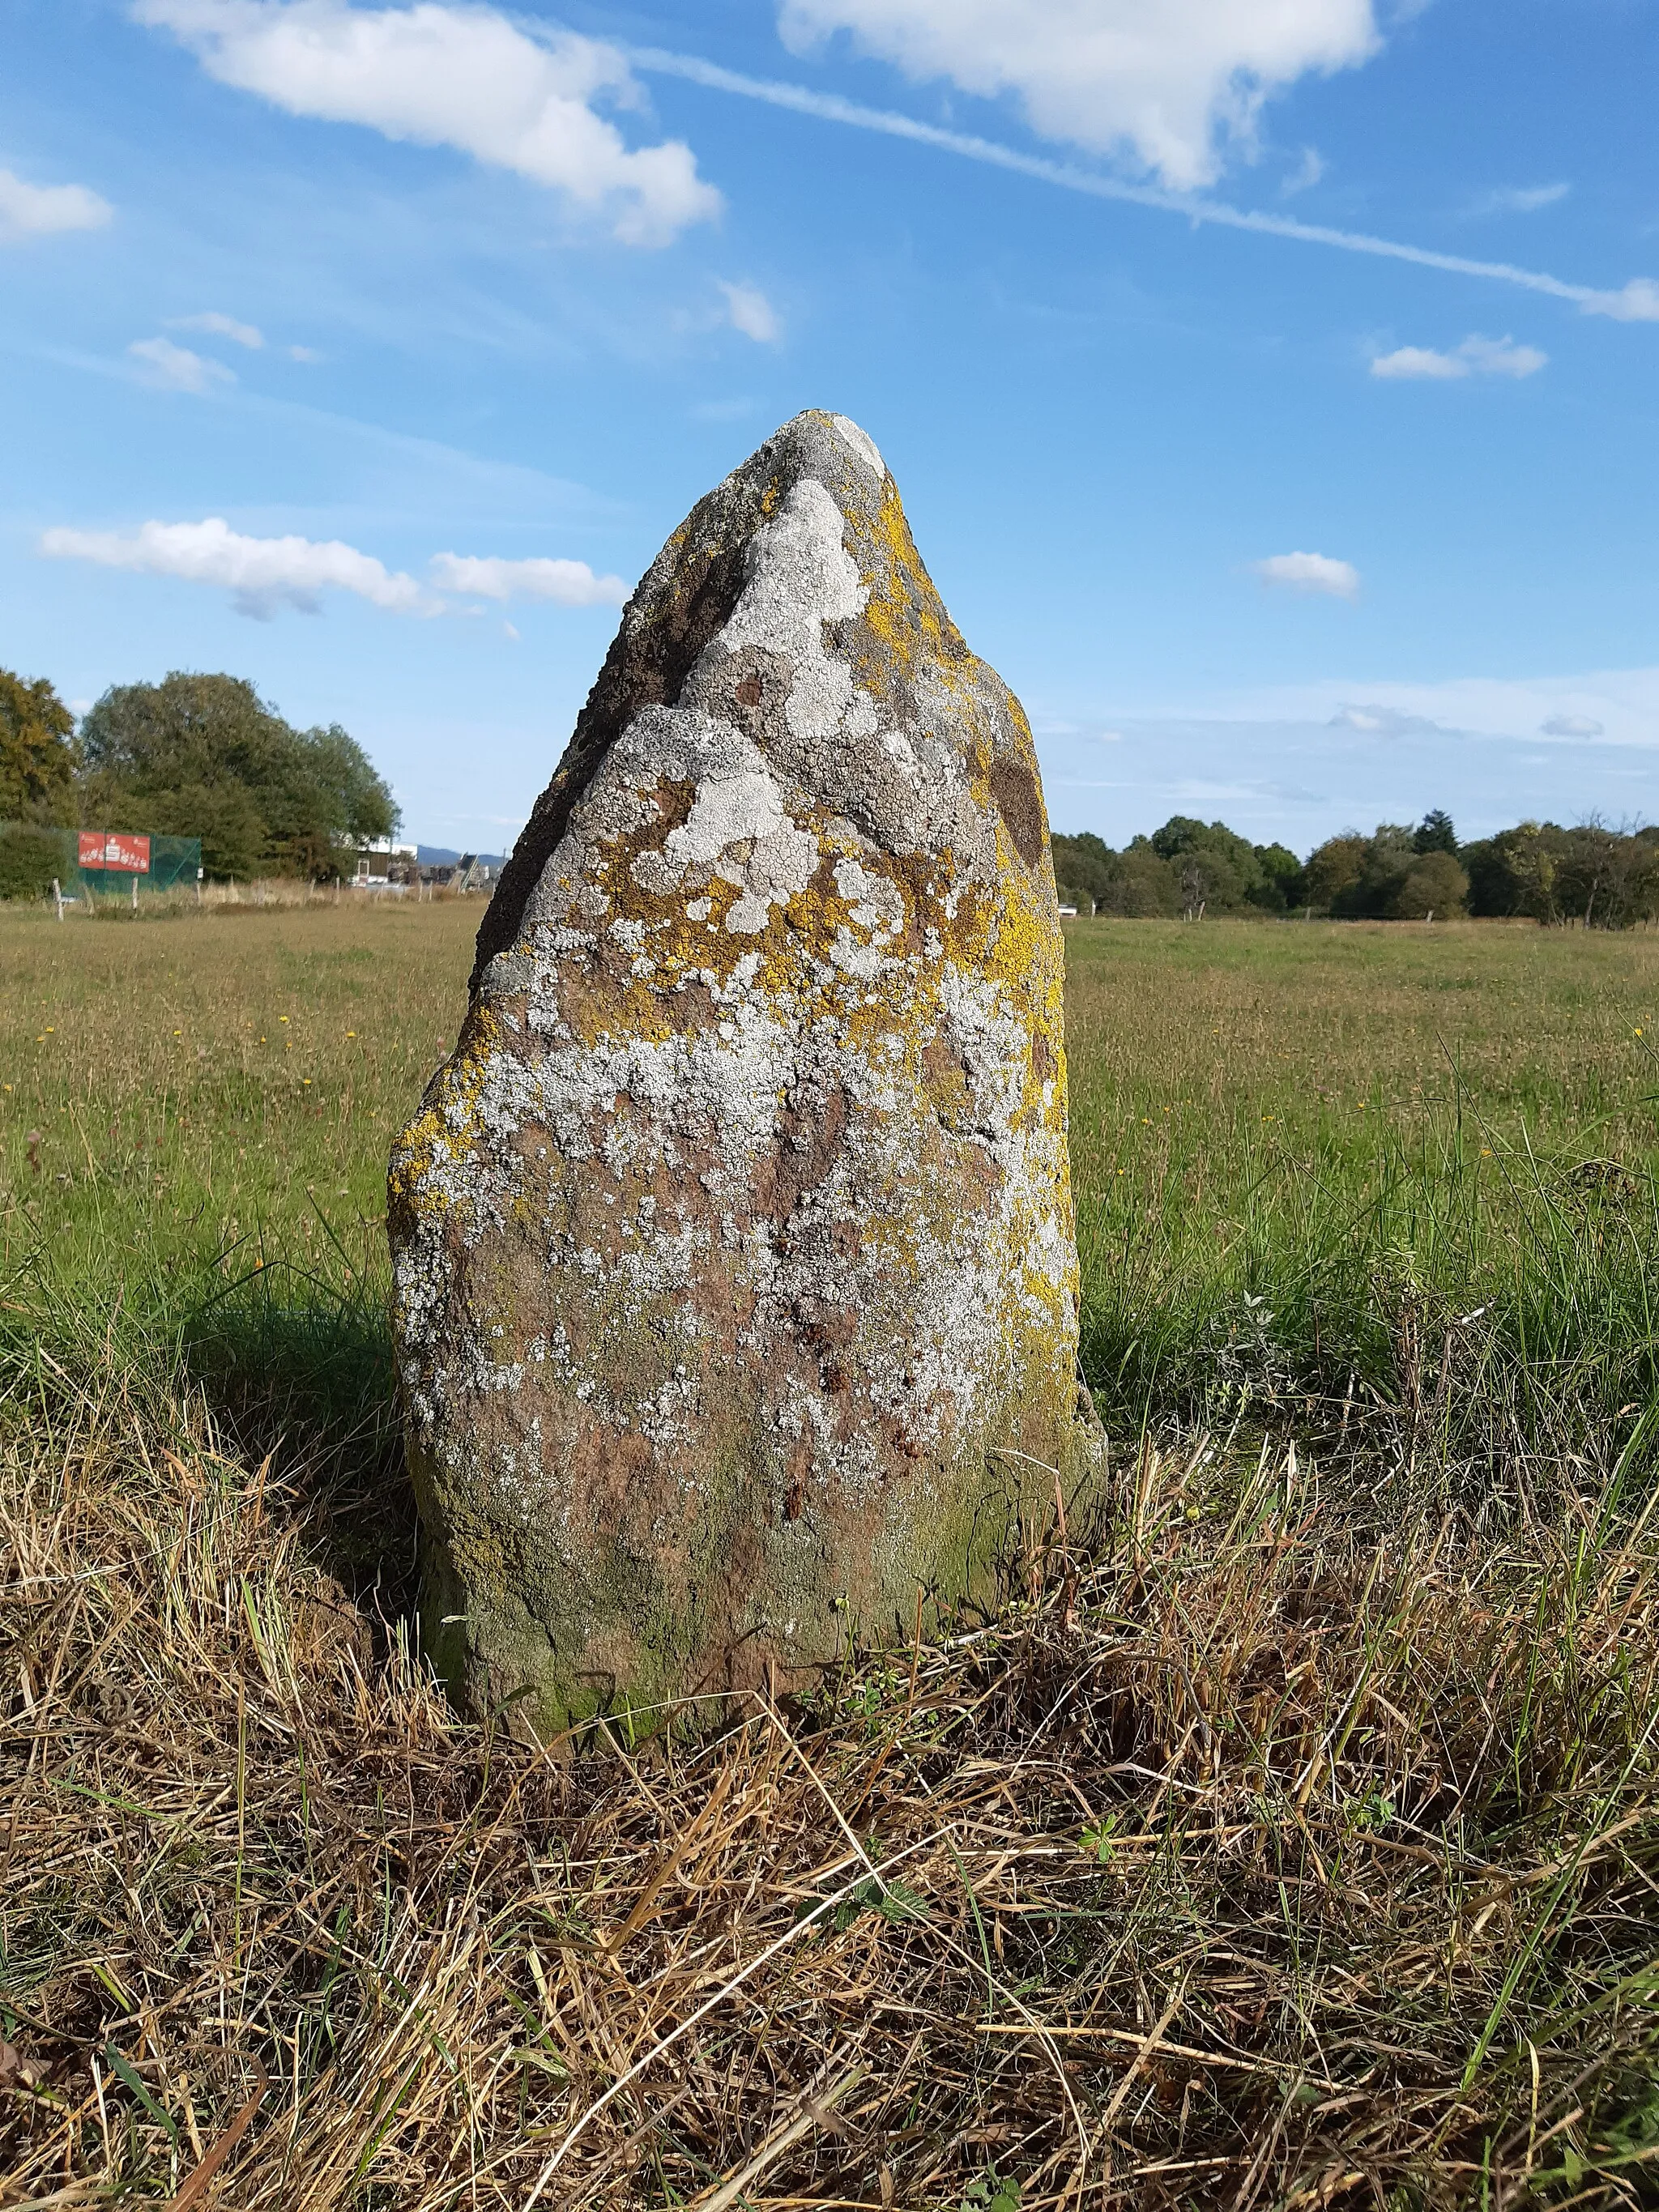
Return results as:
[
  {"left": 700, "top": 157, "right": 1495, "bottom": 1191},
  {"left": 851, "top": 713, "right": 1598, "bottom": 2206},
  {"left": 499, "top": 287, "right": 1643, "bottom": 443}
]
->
[{"left": 627, "top": 46, "right": 1658, "bottom": 323}]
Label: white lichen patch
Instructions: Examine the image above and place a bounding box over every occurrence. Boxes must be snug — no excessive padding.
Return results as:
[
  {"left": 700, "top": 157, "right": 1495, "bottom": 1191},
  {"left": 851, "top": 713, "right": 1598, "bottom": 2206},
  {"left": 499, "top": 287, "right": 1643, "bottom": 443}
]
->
[{"left": 830, "top": 413, "right": 886, "bottom": 481}]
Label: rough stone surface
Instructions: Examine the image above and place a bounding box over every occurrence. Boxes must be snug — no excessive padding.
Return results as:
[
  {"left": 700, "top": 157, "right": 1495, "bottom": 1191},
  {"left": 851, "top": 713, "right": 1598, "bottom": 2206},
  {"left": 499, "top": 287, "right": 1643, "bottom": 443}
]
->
[{"left": 389, "top": 409, "right": 1087, "bottom": 1732}]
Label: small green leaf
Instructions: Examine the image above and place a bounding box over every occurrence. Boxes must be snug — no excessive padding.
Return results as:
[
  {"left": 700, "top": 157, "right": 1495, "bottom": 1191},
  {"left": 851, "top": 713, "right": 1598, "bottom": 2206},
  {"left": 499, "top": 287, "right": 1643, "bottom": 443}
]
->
[
  {"left": 874, "top": 1879, "right": 929, "bottom": 1924},
  {"left": 832, "top": 1875, "right": 930, "bottom": 1930},
  {"left": 1079, "top": 1816, "right": 1118, "bottom": 1865}
]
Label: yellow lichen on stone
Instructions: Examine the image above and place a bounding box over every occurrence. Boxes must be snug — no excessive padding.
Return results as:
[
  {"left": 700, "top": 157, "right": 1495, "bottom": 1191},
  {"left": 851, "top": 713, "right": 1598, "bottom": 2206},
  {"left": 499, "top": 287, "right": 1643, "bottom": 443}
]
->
[{"left": 388, "top": 1002, "right": 509, "bottom": 1225}]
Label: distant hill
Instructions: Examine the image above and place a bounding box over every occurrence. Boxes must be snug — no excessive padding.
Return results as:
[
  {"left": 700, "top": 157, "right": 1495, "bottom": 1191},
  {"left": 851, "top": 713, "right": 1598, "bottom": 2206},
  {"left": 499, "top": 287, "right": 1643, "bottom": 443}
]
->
[{"left": 416, "top": 845, "right": 508, "bottom": 870}]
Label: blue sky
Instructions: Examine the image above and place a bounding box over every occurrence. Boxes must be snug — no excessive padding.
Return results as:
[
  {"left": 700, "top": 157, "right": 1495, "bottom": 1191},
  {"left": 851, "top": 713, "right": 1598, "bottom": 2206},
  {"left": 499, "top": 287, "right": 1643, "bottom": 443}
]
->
[{"left": 3, "top": 0, "right": 1655, "bottom": 854}]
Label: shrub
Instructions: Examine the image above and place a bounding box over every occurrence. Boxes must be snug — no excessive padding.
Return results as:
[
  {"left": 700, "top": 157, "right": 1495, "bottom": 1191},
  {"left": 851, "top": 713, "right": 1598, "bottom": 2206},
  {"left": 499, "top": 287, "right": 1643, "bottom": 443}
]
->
[{"left": 0, "top": 823, "right": 75, "bottom": 901}]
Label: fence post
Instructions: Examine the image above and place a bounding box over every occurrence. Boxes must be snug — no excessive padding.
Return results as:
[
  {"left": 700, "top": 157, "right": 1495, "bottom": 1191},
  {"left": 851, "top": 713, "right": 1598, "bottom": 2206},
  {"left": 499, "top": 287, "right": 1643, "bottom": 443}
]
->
[{"left": 52, "top": 877, "right": 63, "bottom": 922}]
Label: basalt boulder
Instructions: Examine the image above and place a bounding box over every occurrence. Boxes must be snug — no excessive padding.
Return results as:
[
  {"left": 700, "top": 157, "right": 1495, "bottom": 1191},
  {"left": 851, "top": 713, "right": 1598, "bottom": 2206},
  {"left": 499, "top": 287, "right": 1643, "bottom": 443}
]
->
[{"left": 390, "top": 409, "right": 1090, "bottom": 1732}]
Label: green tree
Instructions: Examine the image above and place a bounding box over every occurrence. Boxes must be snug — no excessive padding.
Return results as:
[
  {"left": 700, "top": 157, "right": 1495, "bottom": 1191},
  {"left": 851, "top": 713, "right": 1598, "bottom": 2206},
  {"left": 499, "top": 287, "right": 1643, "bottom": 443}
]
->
[
  {"left": 79, "top": 673, "right": 397, "bottom": 879},
  {"left": 0, "top": 668, "right": 78, "bottom": 824},
  {"left": 1412, "top": 809, "right": 1458, "bottom": 856},
  {"left": 1098, "top": 839, "right": 1180, "bottom": 916},
  {"left": 1050, "top": 830, "right": 1114, "bottom": 913},
  {"left": 1149, "top": 816, "right": 1263, "bottom": 914},
  {"left": 1554, "top": 825, "right": 1659, "bottom": 928},
  {"left": 1392, "top": 850, "right": 1469, "bottom": 918},
  {"left": 1465, "top": 822, "right": 1560, "bottom": 921},
  {"left": 1252, "top": 842, "right": 1306, "bottom": 912},
  {"left": 1331, "top": 825, "right": 1416, "bottom": 918},
  {"left": 1302, "top": 834, "right": 1367, "bottom": 913}
]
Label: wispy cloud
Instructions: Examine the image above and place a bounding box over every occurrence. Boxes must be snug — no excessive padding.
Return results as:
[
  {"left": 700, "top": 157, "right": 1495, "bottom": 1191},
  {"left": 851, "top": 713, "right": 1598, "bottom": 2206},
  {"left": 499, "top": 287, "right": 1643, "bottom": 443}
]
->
[
  {"left": 1371, "top": 333, "right": 1546, "bottom": 381},
  {"left": 1253, "top": 552, "right": 1359, "bottom": 599},
  {"left": 429, "top": 552, "right": 628, "bottom": 606},
  {"left": 128, "top": 336, "right": 236, "bottom": 393},
  {"left": 40, "top": 516, "right": 434, "bottom": 618},
  {"left": 169, "top": 309, "right": 264, "bottom": 347},
  {"left": 1467, "top": 182, "right": 1571, "bottom": 218},
  {"left": 628, "top": 46, "right": 1659, "bottom": 320},
  {"left": 0, "top": 167, "right": 112, "bottom": 242},
  {"left": 1281, "top": 146, "right": 1325, "bottom": 198},
  {"left": 1206, "top": 669, "right": 1659, "bottom": 752},
  {"left": 718, "top": 279, "right": 782, "bottom": 344},
  {"left": 134, "top": 0, "right": 722, "bottom": 246}
]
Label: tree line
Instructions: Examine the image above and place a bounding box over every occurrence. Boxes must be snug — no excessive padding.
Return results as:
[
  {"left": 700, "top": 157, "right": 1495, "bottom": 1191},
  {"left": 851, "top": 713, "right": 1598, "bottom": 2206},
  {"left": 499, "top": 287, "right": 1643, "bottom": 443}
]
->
[
  {"left": 0, "top": 666, "right": 397, "bottom": 884},
  {"left": 8, "top": 659, "right": 1652, "bottom": 926},
  {"left": 1052, "top": 810, "right": 1659, "bottom": 928}
]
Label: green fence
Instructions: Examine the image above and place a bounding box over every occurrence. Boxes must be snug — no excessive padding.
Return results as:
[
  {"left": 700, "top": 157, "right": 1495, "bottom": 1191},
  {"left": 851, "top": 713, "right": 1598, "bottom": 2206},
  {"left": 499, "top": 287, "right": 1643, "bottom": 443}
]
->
[
  {"left": 79, "top": 832, "right": 203, "bottom": 896},
  {"left": 0, "top": 825, "right": 203, "bottom": 902}
]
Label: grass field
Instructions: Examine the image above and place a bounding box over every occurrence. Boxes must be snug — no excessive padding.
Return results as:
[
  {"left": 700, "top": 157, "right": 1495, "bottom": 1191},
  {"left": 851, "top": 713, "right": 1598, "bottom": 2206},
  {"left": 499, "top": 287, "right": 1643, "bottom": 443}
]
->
[{"left": 4, "top": 902, "right": 1659, "bottom": 2208}]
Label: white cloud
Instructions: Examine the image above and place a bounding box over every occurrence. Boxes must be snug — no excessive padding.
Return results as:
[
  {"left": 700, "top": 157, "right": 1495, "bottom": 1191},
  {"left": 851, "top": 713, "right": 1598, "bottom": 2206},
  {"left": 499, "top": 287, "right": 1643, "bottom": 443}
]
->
[
  {"left": 1581, "top": 278, "right": 1659, "bottom": 324},
  {"left": 1328, "top": 703, "right": 1438, "bottom": 736},
  {"left": 170, "top": 308, "right": 264, "bottom": 347},
  {"left": 719, "top": 279, "right": 782, "bottom": 343},
  {"left": 0, "top": 167, "right": 113, "bottom": 242},
  {"left": 40, "top": 515, "right": 434, "bottom": 618},
  {"left": 1541, "top": 714, "right": 1605, "bottom": 739},
  {"left": 775, "top": 0, "right": 1381, "bottom": 190},
  {"left": 288, "top": 343, "right": 322, "bottom": 361},
  {"left": 1370, "top": 344, "right": 1461, "bottom": 381},
  {"left": 1468, "top": 182, "right": 1570, "bottom": 217},
  {"left": 134, "top": 0, "right": 721, "bottom": 245},
  {"left": 1456, "top": 335, "right": 1548, "bottom": 377},
  {"left": 1371, "top": 332, "right": 1546, "bottom": 381},
  {"left": 429, "top": 552, "right": 628, "bottom": 607},
  {"left": 1253, "top": 551, "right": 1358, "bottom": 599},
  {"left": 128, "top": 336, "right": 237, "bottom": 392}
]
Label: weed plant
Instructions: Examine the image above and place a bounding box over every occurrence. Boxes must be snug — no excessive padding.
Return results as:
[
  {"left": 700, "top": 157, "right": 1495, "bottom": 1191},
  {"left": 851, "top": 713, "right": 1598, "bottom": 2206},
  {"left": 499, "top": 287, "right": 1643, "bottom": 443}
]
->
[{"left": 2, "top": 906, "right": 1657, "bottom": 2207}]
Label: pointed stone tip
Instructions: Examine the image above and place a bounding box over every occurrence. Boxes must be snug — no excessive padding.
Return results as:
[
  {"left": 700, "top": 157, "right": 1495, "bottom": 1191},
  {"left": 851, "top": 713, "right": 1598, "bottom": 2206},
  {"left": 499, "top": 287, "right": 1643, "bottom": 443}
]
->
[
  {"left": 825, "top": 412, "right": 887, "bottom": 482},
  {"left": 765, "top": 408, "right": 888, "bottom": 488}
]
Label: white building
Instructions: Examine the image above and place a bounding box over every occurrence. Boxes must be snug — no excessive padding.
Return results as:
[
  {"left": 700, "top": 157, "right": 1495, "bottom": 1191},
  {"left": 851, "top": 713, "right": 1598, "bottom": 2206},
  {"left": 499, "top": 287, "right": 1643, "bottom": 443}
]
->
[{"left": 345, "top": 837, "right": 418, "bottom": 887}]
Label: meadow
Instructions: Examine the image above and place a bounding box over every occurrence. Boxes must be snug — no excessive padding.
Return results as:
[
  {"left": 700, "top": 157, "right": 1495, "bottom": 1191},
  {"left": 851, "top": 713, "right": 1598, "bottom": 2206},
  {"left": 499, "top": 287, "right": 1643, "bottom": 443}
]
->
[{"left": 3, "top": 900, "right": 1658, "bottom": 2209}]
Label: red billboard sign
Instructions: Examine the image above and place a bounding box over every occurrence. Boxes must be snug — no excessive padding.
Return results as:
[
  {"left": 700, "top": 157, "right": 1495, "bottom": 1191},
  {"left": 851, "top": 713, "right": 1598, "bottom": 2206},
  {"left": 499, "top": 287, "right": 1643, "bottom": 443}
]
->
[{"left": 78, "top": 832, "right": 151, "bottom": 873}]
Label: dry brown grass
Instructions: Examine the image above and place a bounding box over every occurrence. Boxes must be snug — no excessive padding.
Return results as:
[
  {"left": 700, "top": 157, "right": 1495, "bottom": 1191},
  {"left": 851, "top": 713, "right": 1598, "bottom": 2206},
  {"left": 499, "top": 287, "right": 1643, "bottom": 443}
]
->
[
  {"left": 4, "top": 1333, "right": 1658, "bottom": 2210},
  {"left": 5, "top": 906, "right": 1659, "bottom": 2207}
]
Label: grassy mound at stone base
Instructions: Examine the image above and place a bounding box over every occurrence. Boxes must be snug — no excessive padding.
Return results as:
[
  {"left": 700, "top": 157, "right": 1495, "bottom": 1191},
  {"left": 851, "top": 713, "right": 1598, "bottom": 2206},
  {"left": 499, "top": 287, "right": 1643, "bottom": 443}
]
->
[{"left": 3, "top": 1300, "right": 1657, "bottom": 2211}]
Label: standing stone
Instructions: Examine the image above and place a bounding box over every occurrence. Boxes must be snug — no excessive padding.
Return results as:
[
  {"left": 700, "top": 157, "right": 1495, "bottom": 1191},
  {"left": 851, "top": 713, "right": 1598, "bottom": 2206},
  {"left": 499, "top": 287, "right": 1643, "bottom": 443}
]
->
[{"left": 390, "top": 409, "right": 1086, "bottom": 1732}]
